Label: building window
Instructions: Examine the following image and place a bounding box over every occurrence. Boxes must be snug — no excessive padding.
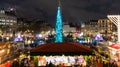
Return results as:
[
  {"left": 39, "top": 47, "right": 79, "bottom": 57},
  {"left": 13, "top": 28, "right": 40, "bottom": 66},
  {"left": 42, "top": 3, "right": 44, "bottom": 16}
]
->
[
  {"left": 10, "top": 20, "right": 13, "bottom": 22},
  {"left": 11, "top": 23, "right": 12, "bottom": 25},
  {"left": 0, "top": 10, "right": 5, "bottom": 14},
  {"left": 1, "top": 19, "right": 5, "bottom": 22},
  {"left": 6, "top": 20, "right": 10, "bottom": 22}
]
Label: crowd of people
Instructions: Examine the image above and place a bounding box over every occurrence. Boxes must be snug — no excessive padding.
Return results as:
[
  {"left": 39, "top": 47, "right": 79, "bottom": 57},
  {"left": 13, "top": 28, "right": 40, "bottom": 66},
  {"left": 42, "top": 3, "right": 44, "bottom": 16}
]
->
[{"left": 10, "top": 58, "right": 34, "bottom": 67}]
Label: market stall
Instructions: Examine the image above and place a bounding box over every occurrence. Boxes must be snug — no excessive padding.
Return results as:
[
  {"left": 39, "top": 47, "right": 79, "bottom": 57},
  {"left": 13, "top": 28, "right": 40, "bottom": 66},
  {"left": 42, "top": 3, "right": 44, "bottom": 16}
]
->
[
  {"left": 30, "top": 42, "right": 94, "bottom": 66},
  {"left": 108, "top": 43, "right": 120, "bottom": 61},
  {"left": 0, "top": 42, "right": 11, "bottom": 64}
]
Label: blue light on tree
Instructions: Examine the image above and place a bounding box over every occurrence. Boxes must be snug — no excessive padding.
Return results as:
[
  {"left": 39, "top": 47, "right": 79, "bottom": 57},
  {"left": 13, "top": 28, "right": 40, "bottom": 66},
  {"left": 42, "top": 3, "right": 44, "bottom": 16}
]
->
[{"left": 55, "top": 6, "right": 63, "bottom": 42}]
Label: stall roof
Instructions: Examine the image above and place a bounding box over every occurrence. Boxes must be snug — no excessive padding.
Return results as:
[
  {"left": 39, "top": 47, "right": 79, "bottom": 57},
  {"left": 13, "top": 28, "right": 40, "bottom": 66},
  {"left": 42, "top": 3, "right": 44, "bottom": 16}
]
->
[
  {"left": 109, "top": 43, "right": 120, "bottom": 49},
  {"left": 30, "top": 42, "right": 94, "bottom": 56}
]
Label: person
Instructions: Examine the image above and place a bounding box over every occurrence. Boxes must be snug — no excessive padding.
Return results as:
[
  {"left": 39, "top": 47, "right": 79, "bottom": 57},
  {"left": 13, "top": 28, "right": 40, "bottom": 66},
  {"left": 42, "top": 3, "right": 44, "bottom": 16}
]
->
[
  {"left": 5, "top": 61, "right": 11, "bottom": 67},
  {"left": 48, "top": 61, "right": 55, "bottom": 67},
  {"left": 24, "top": 58, "right": 29, "bottom": 67},
  {"left": 11, "top": 59, "right": 19, "bottom": 67},
  {"left": 61, "top": 63, "right": 66, "bottom": 67},
  {"left": 97, "top": 58, "right": 103, "bottom": 67},
  {"left": 46, "top": 62, "right": 49, "bottom": 67},
  {"left": 29, "top": 60, "right": 35, "bottom": 67}
]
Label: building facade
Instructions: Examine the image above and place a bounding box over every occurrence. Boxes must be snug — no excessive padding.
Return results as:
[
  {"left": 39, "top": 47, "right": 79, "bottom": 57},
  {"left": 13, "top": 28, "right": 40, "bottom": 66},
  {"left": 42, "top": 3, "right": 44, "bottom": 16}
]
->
[
  {"left": 0, "top": 9, "right": 17, "bottom": 36},
  {"left": 98, "top": 19, "right": 116, "bottom": 35},
  {"left": 83, "top": 19, "right": 117, "bottom": 36},
  {"left": 83, "top": 20, "right": 98, "bottom": 35}
]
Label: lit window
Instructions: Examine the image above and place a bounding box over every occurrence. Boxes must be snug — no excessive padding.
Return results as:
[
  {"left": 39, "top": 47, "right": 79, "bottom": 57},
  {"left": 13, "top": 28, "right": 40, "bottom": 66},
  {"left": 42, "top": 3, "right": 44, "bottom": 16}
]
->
[
  {"left": 0, "top": 10, "right": 5, "bottom": 14},
  {"left": 6, "top": 20, "right": 10, "bottom": 22},
  {"left": 10, "top": 23, "right": 13, "bottom": 25},
  {"left": 3, "top": 23, "right": 5, "bottom": 25},
  {"left": 13, "top": 21, "right": 16, "bottom": 22},
  {"left": 10, "top": 20, "right": 13, "bottom": 22},
  {"left": 107, "top": 20, "right": 110, "bottom": 22},
  {"left": 1, "top": 19, "right": 5, "bottom": 22}
]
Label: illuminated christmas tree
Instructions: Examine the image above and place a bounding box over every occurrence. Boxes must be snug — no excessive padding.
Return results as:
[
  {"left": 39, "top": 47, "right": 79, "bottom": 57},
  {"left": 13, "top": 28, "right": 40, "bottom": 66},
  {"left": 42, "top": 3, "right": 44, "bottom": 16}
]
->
[{"left": 55, "top": 0, "right": 63, "bottom": 42}]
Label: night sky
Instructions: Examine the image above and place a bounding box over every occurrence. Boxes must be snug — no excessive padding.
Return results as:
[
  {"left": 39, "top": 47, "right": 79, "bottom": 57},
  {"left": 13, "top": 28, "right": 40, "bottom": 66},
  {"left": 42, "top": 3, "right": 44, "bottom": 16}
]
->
[{"left": 0, "top": 0, "right": 120, "bottom": 24}]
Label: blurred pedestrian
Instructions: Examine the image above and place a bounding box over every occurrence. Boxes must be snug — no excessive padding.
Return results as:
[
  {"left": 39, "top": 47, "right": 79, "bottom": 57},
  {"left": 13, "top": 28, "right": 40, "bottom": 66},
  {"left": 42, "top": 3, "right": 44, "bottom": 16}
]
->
[
  {"left": 29, "top": 60, "right": 35, "bottom": 67},
  {"left": 5, "top": 61, "right": 11, "bottom": 67},
  {"left": 11, "top": 59, "right": 19, "bottom": 67}
]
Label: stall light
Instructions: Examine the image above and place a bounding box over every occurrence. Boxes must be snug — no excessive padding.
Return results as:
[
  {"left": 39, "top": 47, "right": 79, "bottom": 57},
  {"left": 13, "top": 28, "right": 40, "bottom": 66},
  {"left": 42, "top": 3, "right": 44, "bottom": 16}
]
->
[
  {"left": 43, "top": 55, "right": 46, "bottom": 58},
  {"left": 38, "top": 34, "right": 42, "bottom": 38},
  {"left": 0, "top": 49, "right": 5, "bottom": 53}
]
